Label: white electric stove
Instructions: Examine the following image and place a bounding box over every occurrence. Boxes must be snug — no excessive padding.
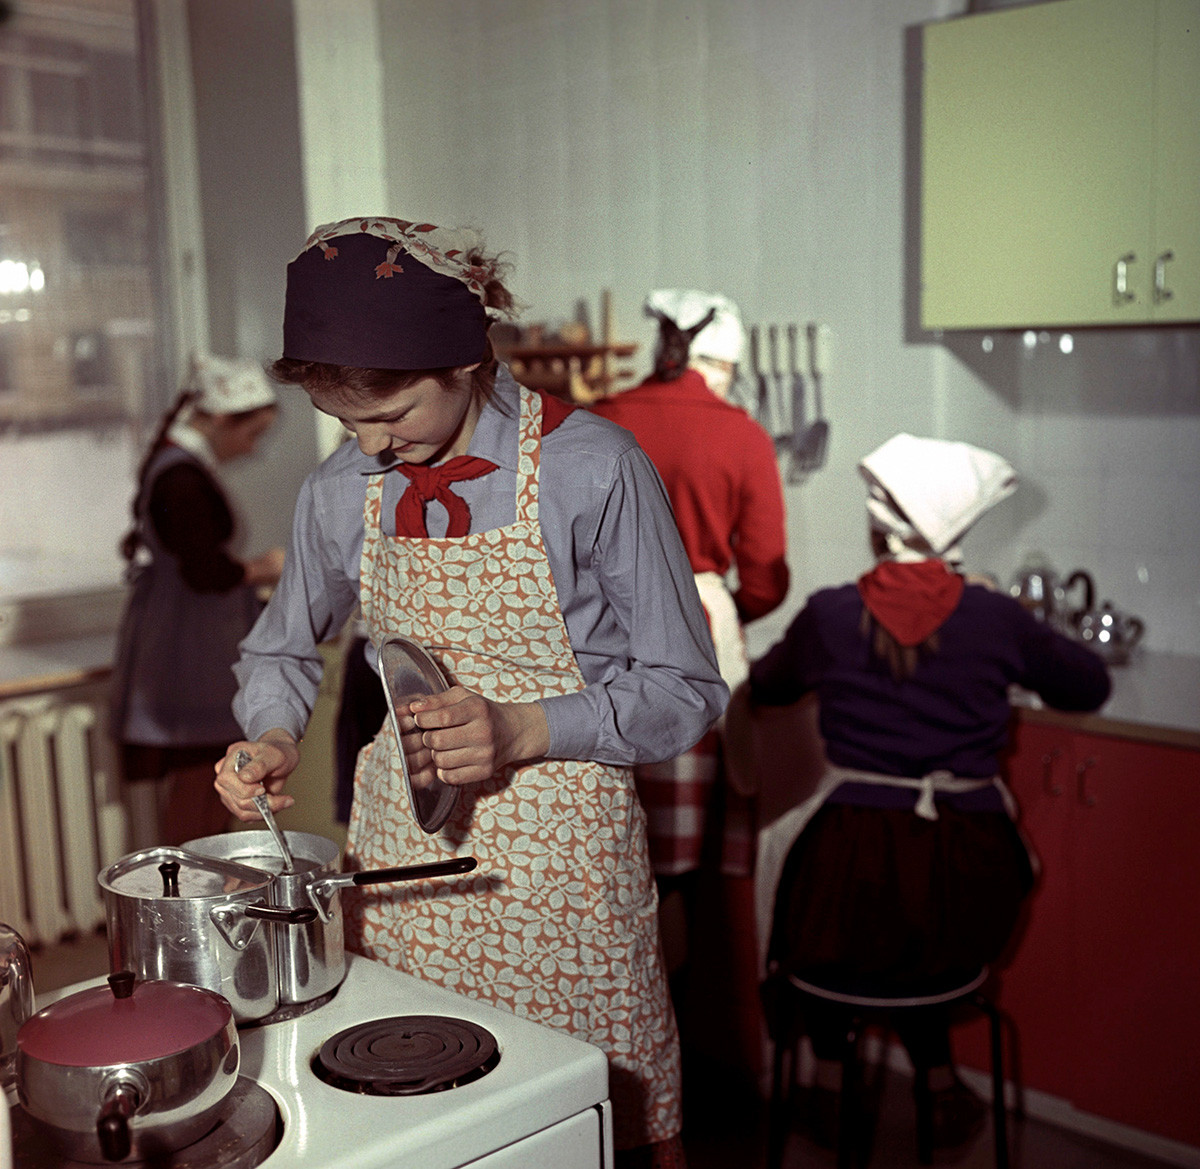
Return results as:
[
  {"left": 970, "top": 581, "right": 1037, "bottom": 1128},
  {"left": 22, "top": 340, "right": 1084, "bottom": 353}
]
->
[
  {"left": 247, "top": 954, "right": 613, "bottom": 1168},
  {"left": 5, "top": 954, "right": 614, "bottom": 1169}
]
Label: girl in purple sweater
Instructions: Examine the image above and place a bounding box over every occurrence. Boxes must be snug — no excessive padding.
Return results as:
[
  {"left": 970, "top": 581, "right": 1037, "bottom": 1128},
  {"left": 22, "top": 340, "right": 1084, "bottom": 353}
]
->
[{"left": 751, "top": 434, "right": 1110, "bottom": 1151}]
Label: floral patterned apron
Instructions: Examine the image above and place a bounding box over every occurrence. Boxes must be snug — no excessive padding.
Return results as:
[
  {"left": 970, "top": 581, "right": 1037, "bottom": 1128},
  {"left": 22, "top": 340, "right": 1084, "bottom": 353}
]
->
[{"left": 344, "top": 384, "right": 681, "bottom": 1148}]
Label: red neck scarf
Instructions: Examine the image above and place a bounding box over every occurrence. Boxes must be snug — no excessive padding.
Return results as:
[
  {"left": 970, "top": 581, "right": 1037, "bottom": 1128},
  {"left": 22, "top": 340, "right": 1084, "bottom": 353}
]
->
[
  {"left": 856, "top": 559, "right": 965, "bottom": 647},
  {"left": 393, "top": 456, "right": 497, "bottom": 537},
  {"left": 390, "top": 389, "right": 575, "bottom": 537}
]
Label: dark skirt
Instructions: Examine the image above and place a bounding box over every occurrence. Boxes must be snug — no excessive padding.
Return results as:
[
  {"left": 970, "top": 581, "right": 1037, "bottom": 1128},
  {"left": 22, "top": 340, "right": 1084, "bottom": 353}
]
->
[{"left": 768, "top": 801, "right": 1034, "bottom": 996}]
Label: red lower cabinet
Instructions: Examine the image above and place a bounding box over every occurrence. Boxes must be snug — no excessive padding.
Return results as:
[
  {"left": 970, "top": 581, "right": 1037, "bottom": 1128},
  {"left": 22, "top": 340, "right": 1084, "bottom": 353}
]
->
[{"left": 957, "top": 718, "right": 1200, "bottom": 1147}]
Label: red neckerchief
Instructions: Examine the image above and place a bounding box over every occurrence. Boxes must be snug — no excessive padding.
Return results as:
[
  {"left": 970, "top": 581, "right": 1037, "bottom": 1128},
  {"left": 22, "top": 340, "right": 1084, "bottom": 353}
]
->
[
  {"left": 536, "top": 387, "right": 576, "bottom": 434},
  {"left": 394, "top": 457, "right": 497, "bottom": 537},
  {"left": 856, "top": 559, "right": 965, "bottom": 647},
  {"left": 392, "top": 389, "right": 576, "bottom": 537}
]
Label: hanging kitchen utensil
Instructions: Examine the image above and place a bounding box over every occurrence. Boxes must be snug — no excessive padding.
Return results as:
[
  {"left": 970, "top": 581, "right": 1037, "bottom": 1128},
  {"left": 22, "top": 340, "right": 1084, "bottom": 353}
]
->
[
  {"left": 378, "top": 634, "right": 459, "bottom": 833},
  {"left": 236, "top": 749, "right": 296, "bottom": 873},
  {"left": 766, "top": 324, "right": 790, "bottom": 441},
  {"left": 785, "top": 323, "right": 811, "bottom": 483},
  {"left": 798, "top": 322, "right": 830, "bottom": 470},
  {"left": 749, "top": 325, "right": 769, "bottom": 432},
  {"left": 727, "top": 360, "right": 757, "bottom": 415}
]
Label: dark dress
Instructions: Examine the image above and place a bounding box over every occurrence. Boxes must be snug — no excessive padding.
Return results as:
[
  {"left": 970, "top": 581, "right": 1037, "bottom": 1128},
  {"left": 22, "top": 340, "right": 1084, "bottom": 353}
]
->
[
  {"left": 751, "top": 581, "right": 1111, "bottom": 1062},
  {"left": 110, "top": 442, "right": 264, "bottom": 765}
]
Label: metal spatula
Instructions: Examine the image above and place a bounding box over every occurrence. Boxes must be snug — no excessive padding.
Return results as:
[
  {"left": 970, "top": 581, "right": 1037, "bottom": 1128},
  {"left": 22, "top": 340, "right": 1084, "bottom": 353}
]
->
[
  {"left": 236, "top": 749, "right": 295, "bottom": 872},
  {"left": 792, "top": 323, "right": 829, "bottom": 475}
]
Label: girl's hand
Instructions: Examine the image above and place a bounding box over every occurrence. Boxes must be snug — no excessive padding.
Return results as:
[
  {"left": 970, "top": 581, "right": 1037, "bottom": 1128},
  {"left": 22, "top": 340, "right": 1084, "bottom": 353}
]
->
[
  {"left": 244, "top": 547, "right": 286, "bottom": 587},
  {"left": 214, "top": 731, "right": 300, "bottom": 820},
  {"left": 406, "top": 686, "right": 550, "bottom": 787}
]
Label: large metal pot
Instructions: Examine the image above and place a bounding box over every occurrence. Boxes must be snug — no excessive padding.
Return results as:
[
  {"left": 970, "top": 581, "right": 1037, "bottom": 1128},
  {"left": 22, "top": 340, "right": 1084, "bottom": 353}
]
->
[
  {"left": 99, "top": 846, "right": 317, "bottom": 1024},
  {"left": 15, "top": 971, "right": 237, "bottom": 1163},
  {"left": 183, "top": 830, "right": 475, "bottom": 1017},
  {"left": 1, "top": 920, "right": 35, "bottom": 1093}
]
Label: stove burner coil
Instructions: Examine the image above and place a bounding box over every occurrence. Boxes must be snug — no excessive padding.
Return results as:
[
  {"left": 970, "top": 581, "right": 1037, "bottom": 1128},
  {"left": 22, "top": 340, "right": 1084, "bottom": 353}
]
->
[{"left": 314, "top": 1015, "right": 500, "bottom": 1095}]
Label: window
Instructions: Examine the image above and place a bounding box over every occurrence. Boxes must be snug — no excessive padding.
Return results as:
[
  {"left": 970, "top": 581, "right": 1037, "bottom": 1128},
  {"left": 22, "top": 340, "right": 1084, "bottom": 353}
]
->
[{"left": 0, "top": 0, "right": 167, "bottom": 602}]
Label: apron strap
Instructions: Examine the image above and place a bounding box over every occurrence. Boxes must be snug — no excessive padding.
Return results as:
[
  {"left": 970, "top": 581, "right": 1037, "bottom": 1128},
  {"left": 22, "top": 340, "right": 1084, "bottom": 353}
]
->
[{"left": 692, "top": 571, "right": 748, "bottom": 695}]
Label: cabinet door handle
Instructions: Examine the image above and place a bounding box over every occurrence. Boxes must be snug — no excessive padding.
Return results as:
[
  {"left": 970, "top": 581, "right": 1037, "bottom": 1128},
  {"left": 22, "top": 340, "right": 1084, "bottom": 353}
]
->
[
  {"left": 1076, "top": 757, "right": 1097, "bottom": 807},
  {"left": 1154, "top": 250, "right": 1175, "bottom": 304},
  {"left": 1113, "top": 253, "right": 1137, "bottom": 306},
  {"left": 1041, "top": 748, "right": 1063, "bottom": 796}
]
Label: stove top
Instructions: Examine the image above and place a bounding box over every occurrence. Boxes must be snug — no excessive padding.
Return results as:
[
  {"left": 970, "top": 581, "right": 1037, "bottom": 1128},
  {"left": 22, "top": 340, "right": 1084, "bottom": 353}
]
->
[
  {"left": 8, "top": 1077, "right": 279, "bottom": 1169},
  {"left": 240, "top": 954, "right": 609, "bottom": 1169},
  {"left": 8, "top": 955, "right": 609, "bottom": 1169},
  {"left": 314, "top": 1015, "right": 501, "bottom": 1095}
]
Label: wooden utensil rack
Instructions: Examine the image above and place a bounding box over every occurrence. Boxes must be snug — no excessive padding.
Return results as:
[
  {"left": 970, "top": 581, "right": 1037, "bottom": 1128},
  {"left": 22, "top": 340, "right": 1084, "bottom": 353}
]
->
[{"left": 495, "top": 290, "right": 639, "bottom": 404}]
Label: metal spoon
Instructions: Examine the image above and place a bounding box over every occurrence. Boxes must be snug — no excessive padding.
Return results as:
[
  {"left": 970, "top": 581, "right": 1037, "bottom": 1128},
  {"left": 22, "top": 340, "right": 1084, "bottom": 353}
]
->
[{"left": 235, "top": 749, "right": 295, "bottom": 872}]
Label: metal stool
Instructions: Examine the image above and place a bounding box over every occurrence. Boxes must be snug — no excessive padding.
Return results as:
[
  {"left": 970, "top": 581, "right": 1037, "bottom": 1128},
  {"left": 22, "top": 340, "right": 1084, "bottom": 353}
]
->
[{"left": 764, "top": 966, "right": 1010, "bottom": 1169}]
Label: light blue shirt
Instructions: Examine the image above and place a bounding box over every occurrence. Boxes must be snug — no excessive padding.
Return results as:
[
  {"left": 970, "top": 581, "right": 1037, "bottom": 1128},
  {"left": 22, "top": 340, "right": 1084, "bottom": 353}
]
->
[{"left": 233, "top": 367, "right": 727, "bottom": 765}]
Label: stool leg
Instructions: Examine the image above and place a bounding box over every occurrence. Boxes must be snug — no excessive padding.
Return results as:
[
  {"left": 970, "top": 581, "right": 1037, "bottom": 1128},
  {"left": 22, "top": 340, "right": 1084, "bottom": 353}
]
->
[
  {"left": 767, "top": 1033, "right": 790, "bottom": 1169},
  {"left": 838, "top": 1018, "right": 863, "bottom": 1169},
  {"left": 913, "top": 1062, "right": 934, "bottom": 1165},
  {"left": 979, "top": 995, "right": 1011, "bottom": 1169},
  {"left": 767, "top": 999, "right": 799, "bottom": 1169}
]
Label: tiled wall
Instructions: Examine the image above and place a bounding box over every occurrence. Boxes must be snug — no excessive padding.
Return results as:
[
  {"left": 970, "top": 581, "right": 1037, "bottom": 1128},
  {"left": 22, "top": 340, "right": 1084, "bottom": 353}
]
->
[
  {"left": 1012, "top": 330, "right": 1200, "bottom": 654},
  {"left": 366, "top": 0, "right": 1200, "bottom": 659}
]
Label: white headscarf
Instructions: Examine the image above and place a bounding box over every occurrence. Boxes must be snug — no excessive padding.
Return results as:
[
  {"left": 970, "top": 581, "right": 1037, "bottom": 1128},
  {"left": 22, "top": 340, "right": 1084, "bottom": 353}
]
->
[
  {"left": 858, "top": 433, "right": 1017, "bottom": 563},
  {"left": 182, "top": 354, "right": 277, "bottom": 416}
]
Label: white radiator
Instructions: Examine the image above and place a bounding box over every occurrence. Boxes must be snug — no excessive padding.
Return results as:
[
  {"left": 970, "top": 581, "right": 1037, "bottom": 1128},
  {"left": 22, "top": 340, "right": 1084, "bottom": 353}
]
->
[{"left": 0, "top": 691, "right": 127, "bottom": 947}]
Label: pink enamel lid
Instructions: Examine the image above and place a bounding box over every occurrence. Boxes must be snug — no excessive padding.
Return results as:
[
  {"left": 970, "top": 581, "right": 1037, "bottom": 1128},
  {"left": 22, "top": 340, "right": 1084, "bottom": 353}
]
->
[{"left": 17, "top": 972, "right": 232, "bottom": 1067}]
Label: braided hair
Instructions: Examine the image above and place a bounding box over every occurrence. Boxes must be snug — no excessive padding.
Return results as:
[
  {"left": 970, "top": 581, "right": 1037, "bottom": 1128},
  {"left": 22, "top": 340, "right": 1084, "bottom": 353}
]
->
[
  {"left": 119, "top": 391, "right": 199, "bottom": 562},
  {"left": 649, "top": 306, "right": 717, "bottom": 382}
]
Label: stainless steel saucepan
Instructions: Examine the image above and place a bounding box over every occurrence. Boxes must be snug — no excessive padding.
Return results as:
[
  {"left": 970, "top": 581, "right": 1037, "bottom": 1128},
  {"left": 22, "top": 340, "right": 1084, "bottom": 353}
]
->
[
  {"left": 182, "top": 830, "right": 476, "bottom": 1020},
  {"left": 99, "top": 846, "right": 315, "bottom": 1024}
]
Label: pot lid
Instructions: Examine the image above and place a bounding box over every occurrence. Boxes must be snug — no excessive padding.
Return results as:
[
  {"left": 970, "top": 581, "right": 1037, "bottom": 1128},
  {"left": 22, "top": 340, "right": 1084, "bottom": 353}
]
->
[
  {"left": 378, "top": 635, "right": 458, "bottom": 833},
  {"left": 99, "top": 846, "right": 273, "bottom": 900},
  {"left": 17, "top": 973, "right": 232, "bottom": 1066}
]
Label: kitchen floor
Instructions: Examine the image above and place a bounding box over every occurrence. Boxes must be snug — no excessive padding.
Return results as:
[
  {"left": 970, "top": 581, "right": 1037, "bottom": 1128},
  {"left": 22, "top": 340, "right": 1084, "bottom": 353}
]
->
[
  {"left": 678, "top": 1046, "right": 1182, "bottom": 1169},
  {"left": 21, "top": 936, "right": 1184, "bottom": 1169}
]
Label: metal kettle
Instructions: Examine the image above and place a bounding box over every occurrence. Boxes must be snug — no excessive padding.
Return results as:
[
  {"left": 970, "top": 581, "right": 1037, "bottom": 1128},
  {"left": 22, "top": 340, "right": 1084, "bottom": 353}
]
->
[
  {"left": 1075, "top": 601, "right": 1145, "bottom": 664},
  {"left": 1, "top": 921, "right": 35, "bottom": 1093},
  {"left": 1010, "top": 557, "right": 1095, "bottom": 628}
]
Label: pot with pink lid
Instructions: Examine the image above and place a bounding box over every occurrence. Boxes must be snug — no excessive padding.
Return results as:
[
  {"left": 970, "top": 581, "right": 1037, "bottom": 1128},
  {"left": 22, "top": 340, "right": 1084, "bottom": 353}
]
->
[{"left": 15, "top": 970, "right": 238, "bottom": 1163}]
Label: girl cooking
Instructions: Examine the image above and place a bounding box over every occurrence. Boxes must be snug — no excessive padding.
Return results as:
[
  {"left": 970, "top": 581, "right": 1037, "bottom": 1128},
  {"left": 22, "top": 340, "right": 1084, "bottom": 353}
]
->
[{"left": 214, "top": 216, "right": 727, "bottom": 1168}]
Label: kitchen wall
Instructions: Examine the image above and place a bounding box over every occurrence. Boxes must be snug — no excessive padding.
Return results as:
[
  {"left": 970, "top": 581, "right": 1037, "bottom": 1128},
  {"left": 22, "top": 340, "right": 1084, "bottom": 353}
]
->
[
  {"left": 367, "top": 0, "right": 1200, "bottom": 657},
  {"left": 184, "top": 0, "right": 317, "bottom": 555},
  {"left": 186, "top": 0, "right": 1200, "bottom": 658}
]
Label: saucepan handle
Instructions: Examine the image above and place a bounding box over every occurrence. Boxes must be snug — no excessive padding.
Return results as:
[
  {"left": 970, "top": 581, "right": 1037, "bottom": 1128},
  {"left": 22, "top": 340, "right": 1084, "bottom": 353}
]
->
[
  {"left": 244, "top": 903, "right": 318, "bottom": 925},
  {"left": 353, "top": 856, "right": 477, "bottom": 885},
  {"left": 309, "top": 857, "right": 477, "bottom": 901}
]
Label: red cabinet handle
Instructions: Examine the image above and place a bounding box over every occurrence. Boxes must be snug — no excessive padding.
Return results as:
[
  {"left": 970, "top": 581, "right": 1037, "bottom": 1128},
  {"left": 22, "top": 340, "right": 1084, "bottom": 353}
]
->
[
  {"left": 1041, "top": 748, "right": 1063, "bottom": 796},
  {"left": 1076, "top": 757, "right": 1098, "bottom": 807}
]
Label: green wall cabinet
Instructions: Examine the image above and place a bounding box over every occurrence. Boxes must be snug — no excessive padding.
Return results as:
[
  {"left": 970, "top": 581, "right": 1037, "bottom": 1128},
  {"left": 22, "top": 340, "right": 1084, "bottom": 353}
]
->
[{"left": 920, "top": 0, "right": 1200, "bottom": 330}]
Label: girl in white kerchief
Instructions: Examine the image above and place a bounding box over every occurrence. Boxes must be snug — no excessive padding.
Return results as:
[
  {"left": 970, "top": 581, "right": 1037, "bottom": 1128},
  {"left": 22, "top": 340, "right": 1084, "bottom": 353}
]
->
[
  {"left": 110, "top": 354, "right": 283, "bottom": 845},
  {"left": 750, "top": 434, "right": 1111, "bottom": 1152}
]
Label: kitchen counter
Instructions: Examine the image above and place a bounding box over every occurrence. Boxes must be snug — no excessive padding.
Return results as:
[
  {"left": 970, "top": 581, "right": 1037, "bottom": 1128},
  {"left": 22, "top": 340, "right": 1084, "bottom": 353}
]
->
[
  {"left": 0, "top": 633, "right": 116, "bottom": 699},
  {"left": 1012, "top": 648, "right": 1200, "bottom": 751},
  {"left": 2, "top": 632, "right": 1198, "bottom": 749}
]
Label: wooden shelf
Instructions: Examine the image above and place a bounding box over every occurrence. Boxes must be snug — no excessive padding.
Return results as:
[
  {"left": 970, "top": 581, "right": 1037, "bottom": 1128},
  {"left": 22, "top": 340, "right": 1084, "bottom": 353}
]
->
[{"left": 495, "top": 290, "right": 640, "bottom": 403}]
